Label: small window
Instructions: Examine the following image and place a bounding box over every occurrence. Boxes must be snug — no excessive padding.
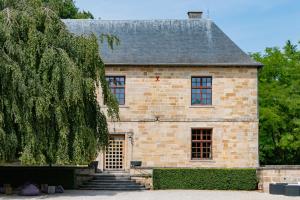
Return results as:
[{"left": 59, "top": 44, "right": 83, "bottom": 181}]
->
[
  {"left": 106, "top": 76, "right": 125, "bottom": 105},
  {"left": 191, "top": 129, "right": 212, "bottom": 159},
  {"left": 191, "top": 77, "right": 212, "bottom": 105}
]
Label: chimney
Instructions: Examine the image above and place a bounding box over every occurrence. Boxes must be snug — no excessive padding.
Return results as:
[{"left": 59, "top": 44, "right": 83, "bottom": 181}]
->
[{"left": 187, "top": 11, "right": 203, "bottom": 19}]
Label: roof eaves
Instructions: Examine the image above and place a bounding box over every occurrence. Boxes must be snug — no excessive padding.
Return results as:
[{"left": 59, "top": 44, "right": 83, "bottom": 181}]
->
[{"left": 104, "top": 63, "right": 263, "bottom": 67}]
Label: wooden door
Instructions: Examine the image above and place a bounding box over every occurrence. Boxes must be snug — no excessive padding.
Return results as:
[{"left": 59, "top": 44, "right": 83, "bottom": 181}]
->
[{"left": 104, "top": 135, "right": 125, "bottom": 170}]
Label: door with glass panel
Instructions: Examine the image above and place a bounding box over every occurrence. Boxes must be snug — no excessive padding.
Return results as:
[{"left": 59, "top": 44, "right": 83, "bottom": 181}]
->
[{"left": 104, "top": 135, "right": 125, "bottom": 170}]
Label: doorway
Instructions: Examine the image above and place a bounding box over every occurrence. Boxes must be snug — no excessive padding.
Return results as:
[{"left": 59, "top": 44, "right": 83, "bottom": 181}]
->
[{"left": 104, "top": 135, "right": 125, "bottom": 170}]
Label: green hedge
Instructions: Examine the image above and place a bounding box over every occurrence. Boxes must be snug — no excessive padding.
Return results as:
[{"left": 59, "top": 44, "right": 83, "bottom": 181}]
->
[{"left": 153, "top": 168, "right": 257, "bottom": 190}]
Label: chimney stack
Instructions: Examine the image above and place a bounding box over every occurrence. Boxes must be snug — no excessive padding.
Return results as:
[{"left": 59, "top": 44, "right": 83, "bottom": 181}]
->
[{"left": 187, "top": 11, "right": 203, "bottom": 19}]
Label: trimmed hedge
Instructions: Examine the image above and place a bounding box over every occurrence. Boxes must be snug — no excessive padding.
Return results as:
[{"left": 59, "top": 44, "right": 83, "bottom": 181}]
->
[{"left": 153, "top": 168, "right": 257, "bottom": 190}]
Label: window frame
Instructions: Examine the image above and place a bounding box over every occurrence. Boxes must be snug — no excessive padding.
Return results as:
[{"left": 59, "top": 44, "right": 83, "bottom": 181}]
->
[
  {"left": 105, "top": 76, "right": 126, "bottom": 105},
  {"left": 191, "top": 128, "right": 213, "bottom": 160},
  {"left": 191, "top": 76, "right": 212, "bottom": 106}
]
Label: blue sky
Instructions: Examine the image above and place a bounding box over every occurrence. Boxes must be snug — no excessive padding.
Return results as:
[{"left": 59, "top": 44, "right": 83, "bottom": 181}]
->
[{"left": 75, "top": 0, "right": 300, "bottom": 53}]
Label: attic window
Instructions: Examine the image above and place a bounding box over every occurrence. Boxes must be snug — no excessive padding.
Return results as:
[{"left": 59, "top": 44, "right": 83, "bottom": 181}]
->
[{"left": 191, "top": 77, "right": 212, "bottom": 105}]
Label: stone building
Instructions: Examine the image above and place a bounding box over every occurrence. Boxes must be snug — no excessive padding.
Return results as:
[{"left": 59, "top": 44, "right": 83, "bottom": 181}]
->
[{"left": 64, "top": 12, "right": 262, "bottom": 172}]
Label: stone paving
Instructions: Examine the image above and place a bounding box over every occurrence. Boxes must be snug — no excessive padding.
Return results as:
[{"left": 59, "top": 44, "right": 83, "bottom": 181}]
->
[{"left": 0, "top": 190, "right": 298, "bottom": 200}]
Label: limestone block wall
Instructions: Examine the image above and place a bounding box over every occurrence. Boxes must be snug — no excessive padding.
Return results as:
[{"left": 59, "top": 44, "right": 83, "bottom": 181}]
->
[
  {"left": 96, "top": 66, "right": 259, "bottom": 170},
  {"left": 257, "top": 166, "right": 300, "bottom": 192},
  {"left": 108, "top": 121, "right": 258, "bottom": 168}
]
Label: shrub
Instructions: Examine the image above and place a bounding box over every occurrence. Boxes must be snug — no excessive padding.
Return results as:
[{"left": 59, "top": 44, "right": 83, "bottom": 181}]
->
[{"left": 153, "top": 168, "right": 257, "bottom": 190}]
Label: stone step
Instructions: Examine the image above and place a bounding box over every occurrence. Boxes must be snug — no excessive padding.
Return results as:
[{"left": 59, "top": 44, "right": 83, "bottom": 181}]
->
[
  {"left": 80, "top": 183, "right": 145, "bottom": 189},
  {"left": 89, "top": 180, "right": 135, "bottom": 184},
  {"left": 82, "top": 183, "right": 141, "bottom": 187},
  {"left": 79, "top": 187, "right": 146, "bottom": 191},
  {"left": 81, "top": 184, "right": 144, "bottom": 188},
  {"left": 79, "top": 172, "right": 147, "bottom": 191},
  {"left": 93, "top": 174, "right": 130, "bottom": 177},
  {"left": 85, "top": 181, "right": 136, "bottom": 185},
  {"left": 101, "top": 170, "right": 129, "bottom": 175},
  {"left": 93, "top": 176, "right": 131, "bottom": 181}
]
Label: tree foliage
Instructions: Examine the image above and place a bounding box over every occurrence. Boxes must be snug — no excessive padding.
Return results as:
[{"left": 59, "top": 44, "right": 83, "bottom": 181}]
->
[
  {"left": 252, "top": 40, "right": 300, "bottom": 165},
  {"left": 0, "top": 0, "right": 94, "bottom": 19},
  {"left": 42, "top": 0, "right": 94, "bottom": 19},
  {"left": 0, "top": 0, "right": 118, "bottom": 165}
]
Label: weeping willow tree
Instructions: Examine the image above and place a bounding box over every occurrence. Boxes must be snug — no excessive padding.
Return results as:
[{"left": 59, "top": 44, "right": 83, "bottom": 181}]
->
[{"left": 0, "top": 0, "right": 119, "bottom": 165}]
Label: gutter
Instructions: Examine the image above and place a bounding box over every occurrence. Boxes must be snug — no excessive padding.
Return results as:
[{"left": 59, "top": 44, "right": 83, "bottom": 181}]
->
[{"left": 105, "top": 63, "right": 263, "bottom": 68}]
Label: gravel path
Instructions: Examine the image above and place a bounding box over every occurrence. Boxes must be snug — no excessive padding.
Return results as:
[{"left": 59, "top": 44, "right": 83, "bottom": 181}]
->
[{"left": 0, "top": 190, "right": 299, "bottom": 200}]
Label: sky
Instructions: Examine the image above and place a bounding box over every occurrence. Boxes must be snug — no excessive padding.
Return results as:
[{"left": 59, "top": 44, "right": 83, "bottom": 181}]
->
[{"left": 75, "top": 0, "right": 300, "bottom": 53}]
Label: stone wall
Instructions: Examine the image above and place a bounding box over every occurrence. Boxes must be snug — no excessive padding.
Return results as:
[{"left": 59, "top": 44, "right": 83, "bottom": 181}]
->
[
  {"left": 257, "top": 165, "right": 300, "bottom": 192},
  {"left": 99, "top": 66, "right": 258, "bottom": 121},
  {"left": 96, "top": 66, "right": 259, "bottom": 170},
  {"left": 74, "top": 167, "right": 95, "bottom": 189}
]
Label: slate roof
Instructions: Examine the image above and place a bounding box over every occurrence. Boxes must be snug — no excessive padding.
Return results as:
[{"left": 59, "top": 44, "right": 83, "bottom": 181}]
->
[{"left": 63, "top": 19, "right": 262, "bottom": 67}]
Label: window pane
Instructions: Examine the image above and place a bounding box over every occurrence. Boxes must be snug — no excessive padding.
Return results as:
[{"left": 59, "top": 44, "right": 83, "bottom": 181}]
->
[
  {"left": 192, "top": 93, "right": 201, "bottom": 105},
  {"left": 207, "top": 134, "right": 211, "bottom": 140},
  {"left": 207, "top": 78, "right": 212, "bottom": 86},
  {"left": 192, "top": 77, "right": 200, "bottom": 83},
  {"left": 207, "top": 94, "right": 212, "bottom": 105},
  {"left": 202, "top": 78, "right": 207, "bottom": 86},
  {"left": 192, "top": 89, "right": 200, "bottom": 94},
  {"left": 108, "top": 79, "right": 114, "bottom": 87},
  {"left": 116, "top": 88, "right": 124, "bottom": 94},
  {"left": 118, "top": 98, "right": 125, "bottom": 105},
  {"left": 192, "top": 134, "right": 196, "bottom": 140},
  {"left": 192, "top": 93, "right": 200, "bottom": 99}
]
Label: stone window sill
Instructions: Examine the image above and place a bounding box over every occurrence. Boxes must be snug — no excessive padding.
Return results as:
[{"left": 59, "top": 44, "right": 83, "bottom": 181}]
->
[
  {"left": 190, "top": 159, "right": 216, "bottom": 163},
  {"left": 102, "top": 105, "right": 130, "bottom": 108},
  {"left": 189, "top": 105, "right": 215, "bottom": 108},
  {"left": 119, "top": 105, "right": 130, "bottom": 108}
]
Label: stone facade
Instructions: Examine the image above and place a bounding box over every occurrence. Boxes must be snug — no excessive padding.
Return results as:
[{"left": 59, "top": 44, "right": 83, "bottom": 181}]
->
[{"left": 96, "top": 66, "right": 259, "bottom": 171}]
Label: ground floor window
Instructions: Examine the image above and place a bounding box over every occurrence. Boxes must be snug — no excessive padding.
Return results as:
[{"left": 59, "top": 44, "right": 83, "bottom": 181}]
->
[{"left": 191, "top": 129, "right": 212, "bottom": 159}]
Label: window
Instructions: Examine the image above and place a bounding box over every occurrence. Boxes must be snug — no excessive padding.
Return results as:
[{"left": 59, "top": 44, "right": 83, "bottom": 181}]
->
[
  {"left": 191, "top": 77, "right": 212, "bottom": 105},
  {"left": 191, "top": 129, "right": 212, "bottom": 159},
  {"left": 106, "top": 76, "right": 125, "bottom": 105}
]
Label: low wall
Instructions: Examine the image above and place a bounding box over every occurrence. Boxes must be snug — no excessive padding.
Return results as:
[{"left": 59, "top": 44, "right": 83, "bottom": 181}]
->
[
  {"left": 257, "top": 165, "right": 300, "bottom": 192},
  {"left": 3, "top": 165, "right": 294, "bottom": 191},
  {"left": 74, "top": 167, "right": 95, "bottom": 189},
  {"left": 0, "top": 166, "right": 90, "bottom": 189},
  {"left": 130, "top": 168, "right": 153, "bottom": 189}
]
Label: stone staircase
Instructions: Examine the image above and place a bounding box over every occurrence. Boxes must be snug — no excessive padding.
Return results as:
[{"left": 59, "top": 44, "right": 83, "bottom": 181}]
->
[{"left": 79, "top": 171, "right": 147, "bottom": 190}]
